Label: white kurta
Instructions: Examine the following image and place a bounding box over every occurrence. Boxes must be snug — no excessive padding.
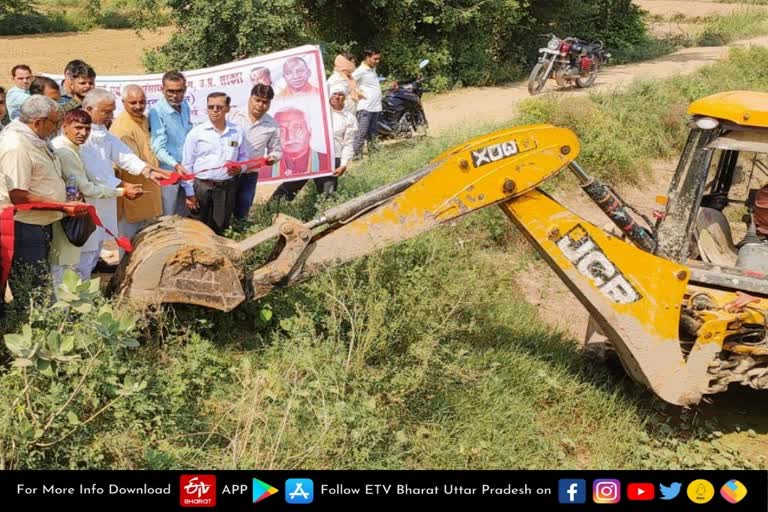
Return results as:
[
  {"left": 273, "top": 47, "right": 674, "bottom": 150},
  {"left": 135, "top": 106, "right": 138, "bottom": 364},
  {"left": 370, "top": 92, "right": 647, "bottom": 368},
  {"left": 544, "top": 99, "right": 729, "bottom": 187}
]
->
[
  {"left": 331, "top": 108, "right": 357, "bottom": 168},
  {"left": 79, "top": 124, "right": 146, "bottom": 252}
]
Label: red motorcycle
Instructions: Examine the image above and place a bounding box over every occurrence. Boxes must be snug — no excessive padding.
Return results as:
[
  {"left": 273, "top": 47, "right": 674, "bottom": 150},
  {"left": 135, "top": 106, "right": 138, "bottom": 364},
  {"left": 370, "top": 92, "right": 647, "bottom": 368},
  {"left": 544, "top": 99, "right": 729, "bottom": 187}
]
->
[{"left": 528, "top": 34, "right": 611, "bottom": 95}]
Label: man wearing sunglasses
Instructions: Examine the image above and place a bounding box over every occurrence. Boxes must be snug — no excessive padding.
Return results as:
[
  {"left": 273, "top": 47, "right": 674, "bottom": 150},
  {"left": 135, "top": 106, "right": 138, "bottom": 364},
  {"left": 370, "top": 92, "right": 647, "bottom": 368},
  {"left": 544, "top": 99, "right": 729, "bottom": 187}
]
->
[{"left": 181, "top": 92, "right": 248, "bottom": 235}]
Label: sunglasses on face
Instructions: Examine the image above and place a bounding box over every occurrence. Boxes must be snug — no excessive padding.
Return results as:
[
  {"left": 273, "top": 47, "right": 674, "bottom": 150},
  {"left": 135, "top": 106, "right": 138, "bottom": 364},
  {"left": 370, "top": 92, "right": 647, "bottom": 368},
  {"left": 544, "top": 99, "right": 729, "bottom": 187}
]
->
[{"left": 207, "top": 105, "right": 227, "bottom": 111}]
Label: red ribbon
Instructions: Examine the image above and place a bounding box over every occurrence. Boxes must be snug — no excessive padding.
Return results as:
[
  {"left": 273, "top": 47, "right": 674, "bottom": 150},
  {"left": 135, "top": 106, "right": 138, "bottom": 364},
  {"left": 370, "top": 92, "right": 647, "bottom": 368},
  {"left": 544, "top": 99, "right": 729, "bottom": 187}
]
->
[
  {"left": 158, "top": 157, "right": 269, "bottom": 186},
  {"left": 1, "top": 202, "right": 132, "bottom": 290}
]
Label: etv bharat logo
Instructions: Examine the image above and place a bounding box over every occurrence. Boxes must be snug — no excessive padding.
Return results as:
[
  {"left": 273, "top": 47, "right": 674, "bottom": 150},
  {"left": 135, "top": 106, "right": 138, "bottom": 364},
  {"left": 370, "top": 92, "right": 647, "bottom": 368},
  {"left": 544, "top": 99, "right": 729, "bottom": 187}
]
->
[{"left": 180, "top": 475, "right": 217, "bottom": 508}]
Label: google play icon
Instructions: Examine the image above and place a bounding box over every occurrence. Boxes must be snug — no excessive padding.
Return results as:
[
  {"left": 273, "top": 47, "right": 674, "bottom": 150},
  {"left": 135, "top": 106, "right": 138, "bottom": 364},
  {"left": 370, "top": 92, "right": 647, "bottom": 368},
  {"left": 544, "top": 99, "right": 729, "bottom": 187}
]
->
[{"left": 253, "top": 478, "right": 279, "bottom": 504}]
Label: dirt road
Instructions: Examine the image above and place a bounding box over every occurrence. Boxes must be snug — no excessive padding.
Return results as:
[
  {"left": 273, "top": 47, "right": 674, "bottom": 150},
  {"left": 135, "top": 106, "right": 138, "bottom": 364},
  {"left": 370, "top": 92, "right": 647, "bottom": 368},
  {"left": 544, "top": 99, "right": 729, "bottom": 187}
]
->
[{"left": 424, "top": 33, "right": 768, "bottom": 134}]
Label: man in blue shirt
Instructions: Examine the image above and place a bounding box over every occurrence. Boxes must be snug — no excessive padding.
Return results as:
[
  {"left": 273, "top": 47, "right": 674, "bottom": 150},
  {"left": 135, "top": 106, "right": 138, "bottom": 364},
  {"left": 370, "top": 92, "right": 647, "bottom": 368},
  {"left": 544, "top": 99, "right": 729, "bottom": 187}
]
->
[
  {"left": 149, "top": 71, "right": 195, "bottom": 216},
  {"left": 182, "top": 92, "right": 248, "bottom": 235},
  {"left": 7, "top": 64, "right": 32, "bottom": 121}
]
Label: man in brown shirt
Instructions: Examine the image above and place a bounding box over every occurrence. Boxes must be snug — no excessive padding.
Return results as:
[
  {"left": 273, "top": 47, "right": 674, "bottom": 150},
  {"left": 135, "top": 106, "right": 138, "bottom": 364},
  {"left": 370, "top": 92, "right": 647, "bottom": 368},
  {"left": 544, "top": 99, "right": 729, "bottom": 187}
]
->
[{"left": 110, "top": 84, "right": 162, "bottom": 239}]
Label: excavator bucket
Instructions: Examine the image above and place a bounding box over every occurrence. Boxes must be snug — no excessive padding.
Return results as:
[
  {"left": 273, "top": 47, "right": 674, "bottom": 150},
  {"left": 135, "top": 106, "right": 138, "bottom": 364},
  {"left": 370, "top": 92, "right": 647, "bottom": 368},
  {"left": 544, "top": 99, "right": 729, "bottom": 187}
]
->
[{"left": 111, "top": 216, "right": 246, "bottom": 311}]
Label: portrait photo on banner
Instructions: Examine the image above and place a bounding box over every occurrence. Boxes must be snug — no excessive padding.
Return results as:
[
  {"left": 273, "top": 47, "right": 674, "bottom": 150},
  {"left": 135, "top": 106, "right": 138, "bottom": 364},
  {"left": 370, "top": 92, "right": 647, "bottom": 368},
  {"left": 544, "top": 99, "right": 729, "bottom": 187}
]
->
[{"left": 43, "top": 45, "right": 335, "bottom": 184}]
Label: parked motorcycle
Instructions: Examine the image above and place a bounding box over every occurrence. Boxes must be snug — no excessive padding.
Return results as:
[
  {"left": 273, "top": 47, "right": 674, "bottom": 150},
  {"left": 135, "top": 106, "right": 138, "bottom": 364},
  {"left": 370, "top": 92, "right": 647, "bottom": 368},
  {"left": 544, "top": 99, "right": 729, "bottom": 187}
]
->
[
  {"left": 527, "top": 34, "right": 611, "bottom": 95},
  {"left": 377, "top": 59, "right": 430, "bottom": 140}
]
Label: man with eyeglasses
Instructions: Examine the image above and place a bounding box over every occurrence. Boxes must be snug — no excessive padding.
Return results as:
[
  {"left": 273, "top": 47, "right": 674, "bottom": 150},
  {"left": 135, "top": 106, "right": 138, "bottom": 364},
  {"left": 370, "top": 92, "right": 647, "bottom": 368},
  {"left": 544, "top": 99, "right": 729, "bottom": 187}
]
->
[
  {"left": 182, "top": 92, "right": 250, "bottom": 235},
  {"left": 149, "top": 70, "right": 195, "bottom": 216},
  {"left": 0, "top": 95, "right": 87, "bottom": 315}
]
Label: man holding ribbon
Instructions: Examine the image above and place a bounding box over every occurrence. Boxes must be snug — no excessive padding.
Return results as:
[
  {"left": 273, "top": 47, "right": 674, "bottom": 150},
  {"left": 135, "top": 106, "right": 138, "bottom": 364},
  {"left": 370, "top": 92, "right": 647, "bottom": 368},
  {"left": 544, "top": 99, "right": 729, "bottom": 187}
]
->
[
  {"left": 182, "top": 92, "right": 248, "bottom": 235},
  {"left": 51, "top": 108, "right": 144, "bottom": 284},
  {"left": 111, "top": 84, "right": 163, "bottom": 240},
  {"left": 228, "top": 83, "right": 281, "bottom": 220},
  {"left": 79, "top": 88, "right": 169, "bottom": 278},
  {"left": 0, "top": 95, "right": 87, "bottom": 316},
  {"left": 150, "top": 71, "right": 195, "bottom": 217}
]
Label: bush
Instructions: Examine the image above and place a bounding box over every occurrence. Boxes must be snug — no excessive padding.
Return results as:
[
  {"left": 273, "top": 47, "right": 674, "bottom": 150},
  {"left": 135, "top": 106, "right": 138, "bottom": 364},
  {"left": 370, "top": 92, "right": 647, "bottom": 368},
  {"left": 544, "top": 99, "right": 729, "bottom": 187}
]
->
[{"left": 0, "top": 11, "right": 74, "bottom": 34}]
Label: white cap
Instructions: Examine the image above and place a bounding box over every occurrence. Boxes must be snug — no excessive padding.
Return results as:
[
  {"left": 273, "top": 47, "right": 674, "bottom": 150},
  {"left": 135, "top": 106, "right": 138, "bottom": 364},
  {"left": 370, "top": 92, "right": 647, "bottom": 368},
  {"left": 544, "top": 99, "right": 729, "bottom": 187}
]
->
[{"left": 329, "top": 82, "right": 349, "bottom": 96}]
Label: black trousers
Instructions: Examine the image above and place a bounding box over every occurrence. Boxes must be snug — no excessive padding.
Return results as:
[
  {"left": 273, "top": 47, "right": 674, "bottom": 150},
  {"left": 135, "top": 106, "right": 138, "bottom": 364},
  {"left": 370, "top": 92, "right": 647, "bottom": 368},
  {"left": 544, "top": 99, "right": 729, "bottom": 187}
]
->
[
  {"left": 270, "top": 158, "right": 340, "bottom": 202},
  {"left": 192, "top": 177, "right": 239, "bottom": 235},
  {"left": 1, "top": 221, "right": 52, "bottom": 318}
]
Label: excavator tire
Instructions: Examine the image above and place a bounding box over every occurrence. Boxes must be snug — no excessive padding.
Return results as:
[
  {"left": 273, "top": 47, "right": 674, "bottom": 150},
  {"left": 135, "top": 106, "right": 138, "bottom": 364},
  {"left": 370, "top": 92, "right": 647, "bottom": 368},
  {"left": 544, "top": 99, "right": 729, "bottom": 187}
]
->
[{"left": 110, "top": 216, "right": 246, "bottom": 312}]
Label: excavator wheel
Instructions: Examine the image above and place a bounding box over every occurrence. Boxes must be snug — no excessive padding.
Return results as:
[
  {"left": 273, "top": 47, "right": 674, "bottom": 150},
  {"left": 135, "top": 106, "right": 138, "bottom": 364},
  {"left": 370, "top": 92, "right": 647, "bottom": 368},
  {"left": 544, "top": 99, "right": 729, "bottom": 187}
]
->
[{"left": 110, "top": 216, "right": 246, "bottom": 312}]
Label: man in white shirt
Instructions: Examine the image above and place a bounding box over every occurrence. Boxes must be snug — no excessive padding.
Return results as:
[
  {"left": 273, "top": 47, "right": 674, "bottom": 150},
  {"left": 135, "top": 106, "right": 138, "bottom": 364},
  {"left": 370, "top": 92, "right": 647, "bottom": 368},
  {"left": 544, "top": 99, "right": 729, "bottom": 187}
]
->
[
  {"left": 79, "top": 88, "right": 169, "bottom": 277},
  {"left": 183, "top": 93, "right": 249, "bottom": 235},
  {"left": 228, "top": 83, "right": 282, "bottom": 219},
  {"left": 351, "top": 47, "right": 383, "bottom": 157}
]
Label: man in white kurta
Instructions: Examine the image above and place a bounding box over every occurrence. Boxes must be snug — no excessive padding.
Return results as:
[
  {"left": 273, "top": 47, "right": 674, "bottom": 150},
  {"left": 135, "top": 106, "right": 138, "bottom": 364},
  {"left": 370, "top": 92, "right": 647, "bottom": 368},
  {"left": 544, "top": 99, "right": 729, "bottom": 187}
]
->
[
  {"left": 79, "top": 89, "right": 169, "bottom": 277},
  {"left": 51, "top": 108, "right": 144, "bottom": 283}
]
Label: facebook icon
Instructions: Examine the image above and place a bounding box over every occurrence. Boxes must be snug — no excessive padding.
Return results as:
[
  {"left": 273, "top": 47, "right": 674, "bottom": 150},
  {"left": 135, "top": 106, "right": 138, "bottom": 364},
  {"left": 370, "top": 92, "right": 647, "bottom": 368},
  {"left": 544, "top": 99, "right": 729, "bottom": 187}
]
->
[{"left": 558, "top": 479, "right": 586, "bottom": 504}]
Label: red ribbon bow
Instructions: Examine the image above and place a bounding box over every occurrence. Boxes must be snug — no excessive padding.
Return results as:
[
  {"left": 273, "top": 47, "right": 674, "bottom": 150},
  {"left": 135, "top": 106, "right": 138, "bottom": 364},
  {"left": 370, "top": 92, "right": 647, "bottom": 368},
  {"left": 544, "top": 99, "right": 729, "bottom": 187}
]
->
[
  {"left": 1, "top": 202, "right": 132, "bottom": 290},
  {"left": 158, "top": 157, "right": 269, "bottom": 186}
]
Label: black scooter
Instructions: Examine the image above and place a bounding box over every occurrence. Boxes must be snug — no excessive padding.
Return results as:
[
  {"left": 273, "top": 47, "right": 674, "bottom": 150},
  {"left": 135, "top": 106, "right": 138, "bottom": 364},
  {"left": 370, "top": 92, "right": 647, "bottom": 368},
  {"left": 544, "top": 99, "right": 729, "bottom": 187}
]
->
[{"left": 377, "top": 59, "right": 430, "bottom": 140}]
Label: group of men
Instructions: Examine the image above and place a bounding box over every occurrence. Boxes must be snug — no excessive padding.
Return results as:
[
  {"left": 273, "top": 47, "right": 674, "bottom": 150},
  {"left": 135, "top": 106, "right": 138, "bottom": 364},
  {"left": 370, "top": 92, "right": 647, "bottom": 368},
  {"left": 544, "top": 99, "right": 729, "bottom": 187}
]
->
[{"left": 0, "top": 47, "right": 383, "bottom": 314}]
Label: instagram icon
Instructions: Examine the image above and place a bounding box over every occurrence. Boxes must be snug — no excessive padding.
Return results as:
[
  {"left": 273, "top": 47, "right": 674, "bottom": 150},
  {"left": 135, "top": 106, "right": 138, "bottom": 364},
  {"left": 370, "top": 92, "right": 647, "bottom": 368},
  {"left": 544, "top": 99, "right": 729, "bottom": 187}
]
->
[{"left": 593, "top": 479, "right": 621, "bottom": 504}]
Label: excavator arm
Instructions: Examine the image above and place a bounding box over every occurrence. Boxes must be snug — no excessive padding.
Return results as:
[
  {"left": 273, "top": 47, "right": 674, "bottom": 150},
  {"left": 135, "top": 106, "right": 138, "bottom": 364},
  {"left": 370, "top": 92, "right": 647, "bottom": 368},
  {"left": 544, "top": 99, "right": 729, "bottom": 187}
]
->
[{"left": 113, "top": 124, "right": 753, "bottom": 406}]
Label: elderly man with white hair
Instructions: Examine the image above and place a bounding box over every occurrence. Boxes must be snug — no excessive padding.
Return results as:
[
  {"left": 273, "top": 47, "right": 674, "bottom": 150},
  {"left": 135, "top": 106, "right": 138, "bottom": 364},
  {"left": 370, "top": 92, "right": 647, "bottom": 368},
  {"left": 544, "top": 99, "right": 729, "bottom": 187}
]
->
[
  {"left": 78, "top": 88, "right": 169, "bottom": 277},
  {"left": 0, "top": 95, "right": 86, "bottom": 315}
]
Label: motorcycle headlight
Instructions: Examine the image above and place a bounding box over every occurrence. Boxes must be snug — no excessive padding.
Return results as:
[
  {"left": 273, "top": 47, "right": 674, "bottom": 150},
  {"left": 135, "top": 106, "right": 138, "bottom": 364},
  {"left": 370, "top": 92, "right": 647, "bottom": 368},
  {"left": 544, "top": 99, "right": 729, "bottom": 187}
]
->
[{"left": 547, "top": 38, "right": 560, "bottom": 50}]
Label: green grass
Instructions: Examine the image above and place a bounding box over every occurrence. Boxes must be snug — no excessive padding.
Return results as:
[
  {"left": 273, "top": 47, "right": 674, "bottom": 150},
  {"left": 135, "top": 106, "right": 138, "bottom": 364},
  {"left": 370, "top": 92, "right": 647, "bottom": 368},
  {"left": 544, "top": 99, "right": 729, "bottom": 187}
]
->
[
  {"left": 4, "top": 48, "right": 768, "bottom": 471},
  {"left": 612, "top": 8, "right": 768, "bottom": 65},
  {"left": 695, "top": 7, "right": 768, "bottom": 46}
]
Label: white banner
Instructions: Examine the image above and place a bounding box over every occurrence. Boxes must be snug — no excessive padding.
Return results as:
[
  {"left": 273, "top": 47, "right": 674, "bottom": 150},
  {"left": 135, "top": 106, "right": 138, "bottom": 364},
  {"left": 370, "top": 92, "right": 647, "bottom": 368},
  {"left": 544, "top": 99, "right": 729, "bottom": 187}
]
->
[{"left": 48, "top": 45, "right": 334, "bottom": 183}]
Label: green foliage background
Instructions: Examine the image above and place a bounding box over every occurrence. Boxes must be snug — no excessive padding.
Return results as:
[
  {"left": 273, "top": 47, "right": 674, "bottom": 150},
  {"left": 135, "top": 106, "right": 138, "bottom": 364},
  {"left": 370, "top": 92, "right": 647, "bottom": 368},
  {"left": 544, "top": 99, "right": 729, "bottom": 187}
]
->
[{"left": 134, "top": 0, "right": 649, "bottom": 88}]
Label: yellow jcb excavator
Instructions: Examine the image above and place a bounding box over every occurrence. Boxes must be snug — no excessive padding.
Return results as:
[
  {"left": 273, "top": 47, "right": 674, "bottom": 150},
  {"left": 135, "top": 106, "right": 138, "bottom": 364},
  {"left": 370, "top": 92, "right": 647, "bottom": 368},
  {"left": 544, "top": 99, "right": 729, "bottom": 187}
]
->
[{"left": 112, "top": 91, "right": 768, "bottom": 407}]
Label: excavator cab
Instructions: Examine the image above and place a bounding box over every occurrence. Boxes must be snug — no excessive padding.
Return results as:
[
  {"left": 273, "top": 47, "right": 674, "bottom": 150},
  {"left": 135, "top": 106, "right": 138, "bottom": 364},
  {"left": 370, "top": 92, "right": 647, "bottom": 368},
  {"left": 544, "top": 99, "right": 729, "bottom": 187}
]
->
[
  {"left": 657, "top": 91, "right": 768, "bottom": 293},
  {"left": 112, "top": 92, "right": 768, "bottom": 406}
]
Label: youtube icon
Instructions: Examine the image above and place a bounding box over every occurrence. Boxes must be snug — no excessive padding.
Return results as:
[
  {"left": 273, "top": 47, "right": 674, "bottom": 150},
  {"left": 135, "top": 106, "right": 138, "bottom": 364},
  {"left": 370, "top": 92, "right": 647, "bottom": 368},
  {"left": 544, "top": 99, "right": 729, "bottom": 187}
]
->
[{"left": 627, "top": 483, "right": 655, "bottom": 501}]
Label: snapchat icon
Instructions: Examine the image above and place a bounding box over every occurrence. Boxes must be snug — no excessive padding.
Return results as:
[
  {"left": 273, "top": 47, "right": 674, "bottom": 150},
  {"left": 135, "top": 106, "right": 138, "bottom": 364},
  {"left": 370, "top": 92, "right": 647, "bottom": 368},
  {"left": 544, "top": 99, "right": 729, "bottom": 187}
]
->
[{"left": 687, "top": 480, "right": 715, "bottom": 504}]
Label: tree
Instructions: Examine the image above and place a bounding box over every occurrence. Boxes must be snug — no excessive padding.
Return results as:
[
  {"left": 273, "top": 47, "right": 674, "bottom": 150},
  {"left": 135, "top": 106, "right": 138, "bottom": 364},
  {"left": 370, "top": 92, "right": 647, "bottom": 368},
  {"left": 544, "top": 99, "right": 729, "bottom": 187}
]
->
[
  {"left": 138, "top": 0, "right": 309, "bottom": 72},
  {"left": 0, "top": 0, "right": 33, "bottom": 16}
]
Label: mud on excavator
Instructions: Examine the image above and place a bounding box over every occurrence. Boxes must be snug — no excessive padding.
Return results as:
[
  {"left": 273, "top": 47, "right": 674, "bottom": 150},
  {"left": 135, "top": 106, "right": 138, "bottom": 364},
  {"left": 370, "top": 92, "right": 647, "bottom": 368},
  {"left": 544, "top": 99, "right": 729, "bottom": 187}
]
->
[{"left": 112, "top": 91, "right": 768, "bottom": 407}]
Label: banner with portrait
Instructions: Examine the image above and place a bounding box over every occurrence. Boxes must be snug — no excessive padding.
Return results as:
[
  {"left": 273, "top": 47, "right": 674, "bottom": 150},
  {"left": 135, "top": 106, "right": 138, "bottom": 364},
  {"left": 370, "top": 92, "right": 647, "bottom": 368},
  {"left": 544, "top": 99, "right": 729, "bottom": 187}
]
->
[{"left": 46, "top": 45, "right": 334, "bottom": 183}]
